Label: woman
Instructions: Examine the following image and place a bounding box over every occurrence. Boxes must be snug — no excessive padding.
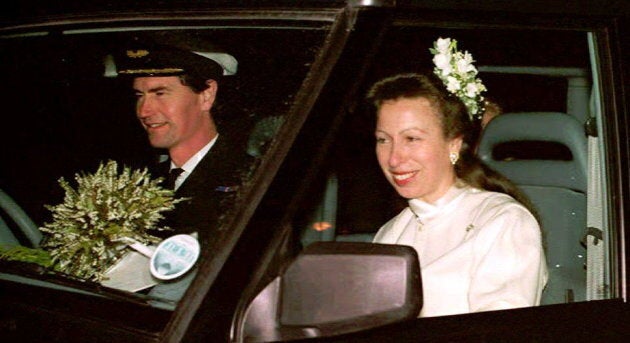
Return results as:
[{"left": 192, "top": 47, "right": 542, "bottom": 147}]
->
[{"left": 367, "top": 71, "right": 548, "bottom": 317}]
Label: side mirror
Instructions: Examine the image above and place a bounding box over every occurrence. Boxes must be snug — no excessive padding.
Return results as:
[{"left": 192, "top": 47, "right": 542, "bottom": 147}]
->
[{"left": 239, "top": 241, "right": 422, "bottom": 342}]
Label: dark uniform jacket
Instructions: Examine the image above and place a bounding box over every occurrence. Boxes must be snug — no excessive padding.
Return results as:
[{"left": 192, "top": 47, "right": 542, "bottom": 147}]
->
[{"left": 150, "top": 136, "right": 254, "bottom": 246}]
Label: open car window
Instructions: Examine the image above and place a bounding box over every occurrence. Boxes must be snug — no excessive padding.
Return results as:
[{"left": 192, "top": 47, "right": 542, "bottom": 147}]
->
[{"left": 279, "top": 22, "right": 612, "bottom": 324}]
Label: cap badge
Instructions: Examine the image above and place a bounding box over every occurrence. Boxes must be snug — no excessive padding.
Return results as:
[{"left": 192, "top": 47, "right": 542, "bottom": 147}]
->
[{"left": 126, "top": 49, "right": 149, "bottom": 58}]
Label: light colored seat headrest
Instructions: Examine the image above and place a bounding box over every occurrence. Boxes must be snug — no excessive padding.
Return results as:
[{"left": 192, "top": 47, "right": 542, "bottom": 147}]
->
[{"left": 477, "top": 112, "right": 588, "bottom": 192}]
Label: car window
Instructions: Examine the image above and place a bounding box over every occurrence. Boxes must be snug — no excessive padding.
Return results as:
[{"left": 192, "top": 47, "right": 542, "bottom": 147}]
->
[
  {"left": 0, "top": 22, "right": 330, "bottom": 311},
  {"left": 290, "top": 24, "right": 612, "bottom": 309},
  {"left": 1, "top": 26, "right": 326, "bottom": 223}
]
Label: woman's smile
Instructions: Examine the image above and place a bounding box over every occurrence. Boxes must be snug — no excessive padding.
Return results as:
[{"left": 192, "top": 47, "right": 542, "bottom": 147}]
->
[{"left": 391, "top": 170, "right": 418, "bottom": 186}]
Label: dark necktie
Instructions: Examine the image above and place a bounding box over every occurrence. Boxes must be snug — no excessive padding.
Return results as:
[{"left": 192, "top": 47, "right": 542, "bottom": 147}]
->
[{"left": 165, "top": 168, "right": 184, "bottom": 190}]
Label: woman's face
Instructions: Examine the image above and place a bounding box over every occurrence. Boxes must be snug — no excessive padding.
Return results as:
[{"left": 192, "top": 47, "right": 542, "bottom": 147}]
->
[{"left": 375, "top": 97, "right": 462, "bottom": 203}]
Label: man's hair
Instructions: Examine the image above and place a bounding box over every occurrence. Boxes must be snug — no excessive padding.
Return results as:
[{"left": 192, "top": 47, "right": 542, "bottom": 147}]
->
[{"left": 179, "top": 74, "right": 213, "bottom": 94}]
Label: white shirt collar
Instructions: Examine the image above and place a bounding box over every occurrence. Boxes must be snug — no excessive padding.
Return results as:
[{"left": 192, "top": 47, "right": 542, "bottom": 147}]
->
[
  {"left": 408, "top": 182, "right": 469, "bottom": 223},
  {"left": 169, "top": 134, "right": 219, "bottom": 190}
]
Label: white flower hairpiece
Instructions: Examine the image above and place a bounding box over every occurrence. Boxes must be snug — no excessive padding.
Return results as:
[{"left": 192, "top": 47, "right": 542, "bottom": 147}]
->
[{"left": 430, "top": 37, "right": 487, "bottom": 120}]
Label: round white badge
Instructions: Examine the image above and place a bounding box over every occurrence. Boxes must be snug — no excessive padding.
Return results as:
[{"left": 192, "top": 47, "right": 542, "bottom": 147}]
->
[{"left": 150, "top": 234, "right": 200, "bottom": 280}]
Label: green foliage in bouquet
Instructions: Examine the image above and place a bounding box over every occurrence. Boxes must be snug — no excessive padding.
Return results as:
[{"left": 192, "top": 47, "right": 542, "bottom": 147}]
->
[
  {"left": 38, "top": 160, "right": 185, "bottom": 281},
  {"left": 0, "top": 245, "right": 53, "bottom": 268}
]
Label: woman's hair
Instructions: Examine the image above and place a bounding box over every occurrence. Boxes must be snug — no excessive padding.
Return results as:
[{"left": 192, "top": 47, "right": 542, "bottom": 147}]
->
[
  {"left": 366, "top": 73, "right": 539, "bottom": 221},
  {"left": 481, "top": 98, "right": 503, "bottom": 128}
]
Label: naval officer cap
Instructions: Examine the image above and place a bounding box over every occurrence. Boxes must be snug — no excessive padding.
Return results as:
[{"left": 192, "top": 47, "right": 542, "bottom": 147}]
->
[{"left": 105, "top": 44, "right": 238, "bottom": 80}]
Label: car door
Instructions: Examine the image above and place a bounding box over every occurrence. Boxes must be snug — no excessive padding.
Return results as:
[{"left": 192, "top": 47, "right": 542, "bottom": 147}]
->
[{"left": 1, "top": 1, "right": 628, "bottom": 342}]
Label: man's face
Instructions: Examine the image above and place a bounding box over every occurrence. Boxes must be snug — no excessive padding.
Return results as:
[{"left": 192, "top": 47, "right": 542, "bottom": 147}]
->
[{"left": 133, "top": 76, "right": 211, "bottom": 151}]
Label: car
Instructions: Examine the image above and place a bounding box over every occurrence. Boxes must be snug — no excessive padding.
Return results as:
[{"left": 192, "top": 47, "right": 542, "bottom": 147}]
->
[{"left": 1, "top": 0, "right": 629, "bottom": 342}]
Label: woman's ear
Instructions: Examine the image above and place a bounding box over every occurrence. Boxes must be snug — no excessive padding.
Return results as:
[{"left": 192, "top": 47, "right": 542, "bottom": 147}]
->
[{"left": 449, "top": 135, "right": 464, "bottom": 154}]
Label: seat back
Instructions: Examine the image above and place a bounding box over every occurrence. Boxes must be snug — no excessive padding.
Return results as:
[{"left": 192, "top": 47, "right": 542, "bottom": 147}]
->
[
  {"left": 477, "top": 112, "right": 587, "bottom": 305},
  {"left": 0, "top": 188, "right": 42, "bottom": 247}
]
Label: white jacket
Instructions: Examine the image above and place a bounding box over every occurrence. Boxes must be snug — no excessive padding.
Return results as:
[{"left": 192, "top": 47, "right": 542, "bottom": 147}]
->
[{"left": 373, "top": 184, "right": 548, "bottom": 317}]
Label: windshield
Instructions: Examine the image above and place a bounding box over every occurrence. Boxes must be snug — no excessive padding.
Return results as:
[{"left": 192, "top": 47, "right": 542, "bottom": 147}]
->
[{"left": 0, "top": 24, "right": 329, "bottom": 309}]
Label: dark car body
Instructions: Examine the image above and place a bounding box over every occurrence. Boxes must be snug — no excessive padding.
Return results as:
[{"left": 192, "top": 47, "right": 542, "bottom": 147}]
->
[{"left": 1, "top": 1, "right": 629, "bottom": 342}]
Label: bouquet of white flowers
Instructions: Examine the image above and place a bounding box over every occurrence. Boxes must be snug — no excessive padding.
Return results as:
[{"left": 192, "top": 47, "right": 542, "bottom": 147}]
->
[{"left": 36, "top": 160, "right": 184, "bottom": 281}]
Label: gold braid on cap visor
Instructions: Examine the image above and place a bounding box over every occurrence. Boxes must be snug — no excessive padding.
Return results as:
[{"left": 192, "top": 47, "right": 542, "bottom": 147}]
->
[{"left": 117, "top": 68, "right": 184, "bottom": 74}]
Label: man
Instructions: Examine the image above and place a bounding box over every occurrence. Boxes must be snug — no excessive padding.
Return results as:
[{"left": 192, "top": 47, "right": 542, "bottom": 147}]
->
[{"left": 115, "top": 45, "right": 253, "bottom": 246}]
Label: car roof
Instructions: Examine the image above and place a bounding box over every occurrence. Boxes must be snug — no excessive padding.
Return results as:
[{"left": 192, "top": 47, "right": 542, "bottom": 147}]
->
[{"left": 3, "top": 0, "right": 629, "bottom": 23}]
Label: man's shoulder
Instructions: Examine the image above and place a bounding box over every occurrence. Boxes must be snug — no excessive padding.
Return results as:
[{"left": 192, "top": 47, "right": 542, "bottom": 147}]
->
[
  {"left": 196, "top": 137, "right": 256, "bottom": 183},
  {"left": 206, "top": 136, "right": 253, "bottom": 164}
]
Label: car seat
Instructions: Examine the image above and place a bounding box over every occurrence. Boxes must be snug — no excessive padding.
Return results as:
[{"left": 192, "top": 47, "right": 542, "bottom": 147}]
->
[
  {"left": 477, "top": 111, "right": 588, "bottom": 305},
  {"left": 0, "top": 188, "right": 42, "bottom": 247}
]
